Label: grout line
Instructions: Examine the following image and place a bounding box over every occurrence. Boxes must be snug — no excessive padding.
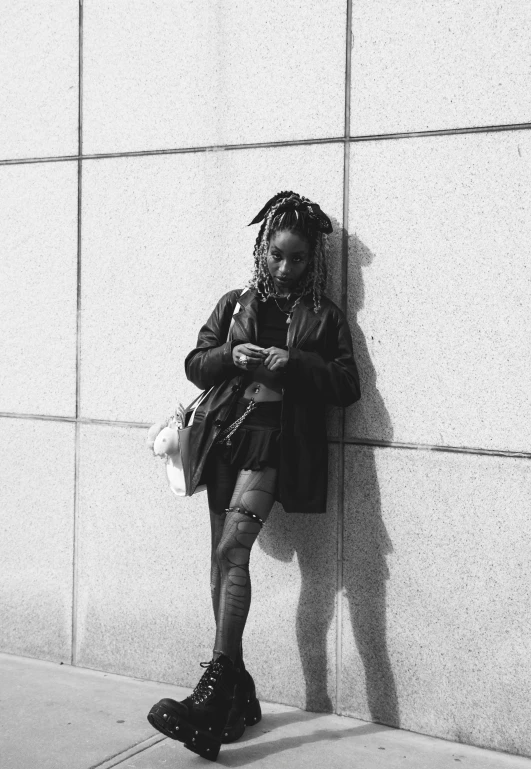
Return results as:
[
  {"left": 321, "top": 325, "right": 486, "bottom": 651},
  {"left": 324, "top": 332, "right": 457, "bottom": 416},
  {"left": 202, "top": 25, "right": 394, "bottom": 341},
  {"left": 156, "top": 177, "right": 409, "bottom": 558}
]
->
[
  {"left": 339, "top": 437, "right": 531, "bottom": 460},
  {"left": 0, "top": 412, "right": 77, "bottom": 423},
  {"left": 73, "top": 136, "right": 344, "bottom": 159},
  {"left": 76, "top": 0, "right": 83, "bottom": 419},
  {"left": 78, "top": 0, "right": 83, "bottom": 159},
  {"left": 348, "top": 121, "right": 531, "bottom": 142},
  {"left": 0, "top": 137, "right": 344, "bottom": 166},
  {"left": 1, "top": 412, "right": 530, "bottom": 460},
  {"left": 1, "top": 121, "right": 531, "bottom": 167},
  {"left": 72, "top": 421, "right": 80, "bottom": 667},
  {"left": 0, "top": 412, "right": 145, "bottom": 428},
  {"left": 87, "top": 735, "right": 166, "bottom": 769},
  {"left": 0, "top": 154, "right": 79, "bottom": 166},
  {"left": 343, "top": 5, "right": 353, "bottom": 143},
  {"left": 336, "top": 0, "right": 354, "bottom": 717},
  {"left": 71, "top": 0, "right": 84, "bottom": 668}
]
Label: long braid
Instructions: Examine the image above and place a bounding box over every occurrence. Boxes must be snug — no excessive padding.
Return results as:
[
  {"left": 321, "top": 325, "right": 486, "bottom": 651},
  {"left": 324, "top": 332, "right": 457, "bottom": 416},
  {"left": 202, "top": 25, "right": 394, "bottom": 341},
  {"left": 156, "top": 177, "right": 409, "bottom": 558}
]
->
[{"left": 248, "top": 192, "right": 330, "bottom": 313}]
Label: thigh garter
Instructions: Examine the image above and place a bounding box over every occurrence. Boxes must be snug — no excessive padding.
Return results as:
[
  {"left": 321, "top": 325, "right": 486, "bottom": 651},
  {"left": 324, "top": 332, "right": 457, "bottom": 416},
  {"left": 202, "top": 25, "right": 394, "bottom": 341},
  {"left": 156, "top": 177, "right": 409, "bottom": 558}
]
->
[{"left": 225, "top": 507, "right": 264, "bottom": 528}]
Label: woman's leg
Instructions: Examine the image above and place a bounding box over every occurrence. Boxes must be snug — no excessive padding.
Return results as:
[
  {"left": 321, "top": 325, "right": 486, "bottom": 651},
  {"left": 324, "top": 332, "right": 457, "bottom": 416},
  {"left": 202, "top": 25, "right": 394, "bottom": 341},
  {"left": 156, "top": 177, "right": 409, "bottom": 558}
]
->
[
  {"left": 147, "top": 462, "right": 274, "bottom": 756},
  {"left": 206, "top": 451, "right": 238, "bottom": 624},
  {"left": 213, "top": 466, "right": 277, "bottom": 662}
]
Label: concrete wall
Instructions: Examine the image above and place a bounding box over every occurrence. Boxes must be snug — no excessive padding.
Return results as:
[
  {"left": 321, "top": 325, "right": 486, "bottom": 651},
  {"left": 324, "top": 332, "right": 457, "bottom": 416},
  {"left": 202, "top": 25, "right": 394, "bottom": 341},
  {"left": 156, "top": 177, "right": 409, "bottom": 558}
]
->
[{"left": 1, "top": 0, "right": 531, "bottom": 758}]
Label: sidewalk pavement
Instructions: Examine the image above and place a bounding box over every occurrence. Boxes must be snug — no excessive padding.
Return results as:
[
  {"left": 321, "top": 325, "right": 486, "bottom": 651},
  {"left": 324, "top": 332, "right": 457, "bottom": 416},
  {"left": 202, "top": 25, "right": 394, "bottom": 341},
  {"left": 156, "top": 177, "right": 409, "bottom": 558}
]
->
[{"left": 1, "top": 653, "right": 530, "bottom": 769}]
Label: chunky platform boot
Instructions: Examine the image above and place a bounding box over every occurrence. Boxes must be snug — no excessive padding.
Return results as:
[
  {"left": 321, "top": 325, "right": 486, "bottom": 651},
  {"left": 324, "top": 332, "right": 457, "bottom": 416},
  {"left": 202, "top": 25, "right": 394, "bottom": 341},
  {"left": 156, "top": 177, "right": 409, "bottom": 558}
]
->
[
  {"left": 221, "top": 665, "right": 262, "bottom": 743},
  {"left": 147, "top": 654, "right": 237, "bottom": 761}
]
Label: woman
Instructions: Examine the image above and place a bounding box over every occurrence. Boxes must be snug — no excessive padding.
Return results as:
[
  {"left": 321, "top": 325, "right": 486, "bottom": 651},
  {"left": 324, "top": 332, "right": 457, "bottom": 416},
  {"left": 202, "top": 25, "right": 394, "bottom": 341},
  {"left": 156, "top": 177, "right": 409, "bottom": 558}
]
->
[{"left": 148, "top": 191, "right": 360, "bottom": 761}]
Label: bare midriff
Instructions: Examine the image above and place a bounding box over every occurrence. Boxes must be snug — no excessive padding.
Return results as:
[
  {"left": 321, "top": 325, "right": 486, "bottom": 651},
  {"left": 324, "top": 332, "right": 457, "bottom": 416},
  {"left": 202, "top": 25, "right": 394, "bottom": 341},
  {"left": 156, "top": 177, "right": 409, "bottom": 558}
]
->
[{"left": 242, "top": 363, "right": 284, "bottom": 402}]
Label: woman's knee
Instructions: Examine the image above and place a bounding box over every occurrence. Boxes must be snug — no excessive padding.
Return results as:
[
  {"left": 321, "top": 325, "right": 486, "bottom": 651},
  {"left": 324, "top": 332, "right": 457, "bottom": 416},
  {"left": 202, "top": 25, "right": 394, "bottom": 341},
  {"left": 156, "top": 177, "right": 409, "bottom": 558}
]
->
[
  {"left": 215, "top": 520, "right": 261, "bottom": 573},
  {"left": 216, "top": 540, "right": 250, "bottom": 571}
]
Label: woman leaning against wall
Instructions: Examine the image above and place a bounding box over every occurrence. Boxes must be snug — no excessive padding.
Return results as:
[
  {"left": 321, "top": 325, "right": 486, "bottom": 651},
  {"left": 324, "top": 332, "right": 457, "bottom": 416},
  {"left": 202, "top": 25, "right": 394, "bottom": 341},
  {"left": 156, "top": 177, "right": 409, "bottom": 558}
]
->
[{"left": 147, "top": 191, "right": 360, "bottom": 761}]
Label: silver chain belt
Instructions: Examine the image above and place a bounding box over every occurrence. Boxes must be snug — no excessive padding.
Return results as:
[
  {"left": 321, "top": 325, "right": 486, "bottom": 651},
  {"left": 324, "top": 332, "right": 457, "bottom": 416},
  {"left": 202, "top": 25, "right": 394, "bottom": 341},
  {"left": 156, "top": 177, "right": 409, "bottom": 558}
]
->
[{"left": 216, "top": 399, "right": 256, "bottom": 446}]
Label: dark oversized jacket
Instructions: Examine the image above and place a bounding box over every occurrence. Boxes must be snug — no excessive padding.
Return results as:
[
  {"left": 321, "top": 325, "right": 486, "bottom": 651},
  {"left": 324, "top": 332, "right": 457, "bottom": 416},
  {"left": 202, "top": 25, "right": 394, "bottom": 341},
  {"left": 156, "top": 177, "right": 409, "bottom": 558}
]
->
[{"left": 184, "top": 288, "right": 360, "bottom": 513}]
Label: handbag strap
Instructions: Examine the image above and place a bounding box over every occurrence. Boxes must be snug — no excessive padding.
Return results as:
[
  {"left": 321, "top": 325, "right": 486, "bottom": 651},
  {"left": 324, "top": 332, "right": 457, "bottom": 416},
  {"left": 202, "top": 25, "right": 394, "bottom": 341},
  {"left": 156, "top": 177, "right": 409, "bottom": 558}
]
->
[
  {"left": 187, "top": 386, "right": 214, "bottom": 426},
  {"left": 187, "top": 289, "right": 245, "bottom": 427},
  {"left": 187, "top": 388, "right": 210, "bottom": 413}
]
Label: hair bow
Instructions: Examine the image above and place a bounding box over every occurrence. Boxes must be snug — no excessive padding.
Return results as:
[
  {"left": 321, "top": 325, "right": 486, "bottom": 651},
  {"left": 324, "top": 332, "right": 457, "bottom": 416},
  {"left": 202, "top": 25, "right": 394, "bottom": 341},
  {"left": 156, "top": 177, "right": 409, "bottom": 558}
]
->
[{"left": 248, "top": 191, "right": 333, "bottom": 234}]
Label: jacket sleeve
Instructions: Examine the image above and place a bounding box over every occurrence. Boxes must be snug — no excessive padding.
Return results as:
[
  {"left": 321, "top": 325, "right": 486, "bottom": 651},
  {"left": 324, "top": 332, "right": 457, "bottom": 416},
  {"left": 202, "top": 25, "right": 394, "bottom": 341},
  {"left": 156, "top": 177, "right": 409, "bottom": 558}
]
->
[
  {"left": 285, "top": 307, "right": 361, "bottom": 407},
  {"left": 184, "top": 290, "right": 240, "bottom": 390}
]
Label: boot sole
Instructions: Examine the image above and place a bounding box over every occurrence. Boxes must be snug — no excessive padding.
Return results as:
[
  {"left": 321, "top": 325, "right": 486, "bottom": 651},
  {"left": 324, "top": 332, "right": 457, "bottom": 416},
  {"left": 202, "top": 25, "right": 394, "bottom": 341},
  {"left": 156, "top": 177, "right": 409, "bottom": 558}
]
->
[
  {"left": 147, "top": 702, "right": 221, "bottom": 761},
  {"left": 245, "top": 696, "right": 262, "bottom": 727},
  {"left": 221, "top": 696, "right": 262, "bottom": 743}
]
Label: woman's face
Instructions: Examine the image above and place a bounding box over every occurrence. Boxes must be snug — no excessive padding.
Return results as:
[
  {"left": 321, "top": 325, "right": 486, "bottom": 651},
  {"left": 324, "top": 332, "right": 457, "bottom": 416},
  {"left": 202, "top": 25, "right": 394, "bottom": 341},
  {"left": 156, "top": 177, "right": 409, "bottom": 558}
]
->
[{"left": 266, "top": 230, "right": 311, "bottom": 296}]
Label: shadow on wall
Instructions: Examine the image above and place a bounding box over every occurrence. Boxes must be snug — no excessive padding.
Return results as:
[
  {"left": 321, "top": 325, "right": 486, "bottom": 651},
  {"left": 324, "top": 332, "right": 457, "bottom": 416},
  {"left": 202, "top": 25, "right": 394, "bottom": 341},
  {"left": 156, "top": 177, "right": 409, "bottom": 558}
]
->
[{"left": 259, "top": 225, "right": 399, "bottom": 728}]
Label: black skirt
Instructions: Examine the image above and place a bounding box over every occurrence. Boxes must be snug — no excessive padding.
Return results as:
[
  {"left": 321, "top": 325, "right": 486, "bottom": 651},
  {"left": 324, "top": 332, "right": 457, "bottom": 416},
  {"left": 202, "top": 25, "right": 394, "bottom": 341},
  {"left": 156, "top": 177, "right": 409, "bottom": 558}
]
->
[{"left": 217, "top": 397, "right": 282, "bottom": 471}]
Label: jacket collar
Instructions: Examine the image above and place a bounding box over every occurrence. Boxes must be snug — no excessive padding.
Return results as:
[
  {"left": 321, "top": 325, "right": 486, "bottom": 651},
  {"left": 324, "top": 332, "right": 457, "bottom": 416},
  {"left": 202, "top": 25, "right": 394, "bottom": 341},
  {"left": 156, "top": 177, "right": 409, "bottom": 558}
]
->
[
  {"left": 236, "top": 288, "right": 257, "bottom": 308},
  {"left": 233, "top": 288, "right": 320, "bottom": 349}
]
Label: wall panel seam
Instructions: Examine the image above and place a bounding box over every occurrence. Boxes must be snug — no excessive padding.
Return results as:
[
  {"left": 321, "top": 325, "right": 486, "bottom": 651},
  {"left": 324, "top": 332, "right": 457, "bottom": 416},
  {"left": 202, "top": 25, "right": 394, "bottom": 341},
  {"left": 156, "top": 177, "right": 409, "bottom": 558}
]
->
[
  {"left": 2, "top": 121, "right": 531, "bottom": 167},
  {"left": 336, "top": 0, "right": 353, "bottom": 716},
  {"left": 71, "top": 0, "right": 84, "bottom": 668},
  {"left": 349, "top": 122, "right": 531, "bottom": 142},
  {"left": 343, "top": 439, "right": 531, "bottom": 460},
  {"left": 0, "top": 138, "right": 345, "bottom": 166},
  {"left": 72, "top": 423, "right": 80, "bottom": 666},
  {"left": 1, "top": 414, "right": 530, "bottom": 460}
]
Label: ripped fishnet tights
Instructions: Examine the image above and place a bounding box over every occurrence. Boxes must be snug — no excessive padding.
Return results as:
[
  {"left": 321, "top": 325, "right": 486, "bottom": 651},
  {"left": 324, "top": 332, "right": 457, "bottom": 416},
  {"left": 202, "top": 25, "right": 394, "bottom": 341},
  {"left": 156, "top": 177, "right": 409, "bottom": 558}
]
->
[{"left": 206, "top": 455, "right": 277, "bottom": 662}]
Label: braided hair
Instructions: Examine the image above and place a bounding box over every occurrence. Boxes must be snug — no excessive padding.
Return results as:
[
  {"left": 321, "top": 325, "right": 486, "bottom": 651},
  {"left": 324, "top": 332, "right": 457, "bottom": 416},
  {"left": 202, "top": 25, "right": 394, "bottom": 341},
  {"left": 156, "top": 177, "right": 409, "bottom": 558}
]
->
[{"left": 248, "top": 191, "right": 331, "bottom": 313}]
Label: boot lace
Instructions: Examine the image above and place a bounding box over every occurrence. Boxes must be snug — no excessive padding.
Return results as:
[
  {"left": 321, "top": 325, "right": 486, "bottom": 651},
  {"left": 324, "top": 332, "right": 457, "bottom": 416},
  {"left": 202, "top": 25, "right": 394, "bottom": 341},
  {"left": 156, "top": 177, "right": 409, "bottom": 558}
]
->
[{"left": 190, "top": 659, "right": 224, "bottom": 704}]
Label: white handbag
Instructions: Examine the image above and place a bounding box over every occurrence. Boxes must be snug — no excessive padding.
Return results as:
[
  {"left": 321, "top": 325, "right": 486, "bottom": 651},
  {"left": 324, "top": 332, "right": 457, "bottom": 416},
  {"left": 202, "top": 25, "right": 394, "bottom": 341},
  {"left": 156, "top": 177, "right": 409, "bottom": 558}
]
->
[
  {"left": 150, "top": 289, "right": 244, "bottom": 497},
  {"left": 152, "top": 388, "right": 213, "bottom": 496}
]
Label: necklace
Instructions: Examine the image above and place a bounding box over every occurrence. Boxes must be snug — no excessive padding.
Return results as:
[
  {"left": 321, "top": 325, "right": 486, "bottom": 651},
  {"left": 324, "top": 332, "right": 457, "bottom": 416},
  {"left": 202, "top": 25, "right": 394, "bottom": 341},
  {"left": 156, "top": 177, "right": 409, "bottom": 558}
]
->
[{"left": 272, "top": 294, "right": 296, "bottom": 325}]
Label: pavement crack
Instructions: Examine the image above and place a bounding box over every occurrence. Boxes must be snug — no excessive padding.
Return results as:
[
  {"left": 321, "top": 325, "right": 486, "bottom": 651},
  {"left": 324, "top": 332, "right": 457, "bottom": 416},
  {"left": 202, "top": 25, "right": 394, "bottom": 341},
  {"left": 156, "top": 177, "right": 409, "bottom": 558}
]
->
[{"left": 87, "top": 734, "right": 168, "bottom": 769}]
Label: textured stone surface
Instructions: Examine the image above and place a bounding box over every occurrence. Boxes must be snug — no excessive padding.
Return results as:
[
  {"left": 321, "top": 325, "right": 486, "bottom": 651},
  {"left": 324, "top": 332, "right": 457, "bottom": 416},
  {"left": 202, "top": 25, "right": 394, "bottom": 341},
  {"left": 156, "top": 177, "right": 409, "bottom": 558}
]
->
[
  {"left": 80, "top": 143, "right": 344, "bottom": 424},
  {"left": 0, "top": 654, "right": 183, "bottom": 769},
  {"left": 347, "top": 131, "right": 531, "bottom": 452},
  {"left": 76, "top": 424, "right": 339, "bottom": 712},
  {"left": 0, "top": 418, "right": 75, "bottom": 661},
  {"left": 8, "top": 655, "right": 531, "bottom": 769},
  {"left": 0, "top": 162, "right": 78, "bottom": 417},
  {"left": 351, "top": 0, "right": 531, "bottom": 135},
  {"left": 83, "top": 0, "right": 345, "bottom": 154},
  {"left": 0, "top": 0, "right": 78, "bottom": 160},
  {"left": 75, "top": 423, "right": 212, "bottom": 684},
  {"left": 120, "top": 707, "right": 531, "bottom": 769},
  {"left": 340, "top": 445, "right": 531, "bottom": 756},
  {"left": 245, "top": 444, "right": 340, "bottom": 712}
]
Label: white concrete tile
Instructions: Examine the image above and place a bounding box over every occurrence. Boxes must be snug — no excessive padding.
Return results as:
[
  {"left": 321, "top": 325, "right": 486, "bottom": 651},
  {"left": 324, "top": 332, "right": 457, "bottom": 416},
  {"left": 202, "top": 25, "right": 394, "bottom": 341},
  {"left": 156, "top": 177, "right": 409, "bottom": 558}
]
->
[
  {"left": 244, "top": 444, "right": 340, "bottom": 712},
  {"left": 83, "top": 0, "right": 346, "bottom": 153},
  {"left": 0, "top": 419, "right": 75, "bottom": 661},
  {"left": 0, "top": 0, "right": 78, "bottom": 160},
  {"left": 80, "top": 144, "right": 344, "bottom": 423},
  {"left": 0, "top": 162, "right": 78, "bottom": 417},
  {"left": 341, "top": 445, "right": 531, "bottom": 756},
  {"left": 76, "top": 423, "right": 339, "bottom": 713},
  {"left": 76, "top": 422, "right": 213, "bottom": 684},
  {"left": 346, "top": 131, "right": 531, "bottom": 452},
  {"left": 351, "top": 0, "right": 531, "bottom": 135}
]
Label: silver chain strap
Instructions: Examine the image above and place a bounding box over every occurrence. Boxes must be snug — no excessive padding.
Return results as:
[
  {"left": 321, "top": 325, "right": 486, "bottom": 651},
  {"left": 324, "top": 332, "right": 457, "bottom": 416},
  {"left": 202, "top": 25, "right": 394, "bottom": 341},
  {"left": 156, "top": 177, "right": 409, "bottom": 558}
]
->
[{"left": 216, "top": 399, "right": 256, "bottom": 446}]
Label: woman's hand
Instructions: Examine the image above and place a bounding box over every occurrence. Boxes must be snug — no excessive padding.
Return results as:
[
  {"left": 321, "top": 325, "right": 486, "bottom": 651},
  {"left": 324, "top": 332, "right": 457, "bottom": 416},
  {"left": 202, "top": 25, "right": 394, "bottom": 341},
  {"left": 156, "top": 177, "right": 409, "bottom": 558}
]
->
[
  {"left": 233, "top": 343, "right": 266, "bottom": 370},
  {"left": 263, "top": 347, "right": 289, "bottom": 371}
]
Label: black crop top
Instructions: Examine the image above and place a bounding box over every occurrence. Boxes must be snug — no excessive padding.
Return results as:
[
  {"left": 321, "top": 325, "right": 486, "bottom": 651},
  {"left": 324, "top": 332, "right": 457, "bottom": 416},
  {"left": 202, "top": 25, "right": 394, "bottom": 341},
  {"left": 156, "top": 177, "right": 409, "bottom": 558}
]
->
[{"left": 256, "top": 297, "right": 290, "bottom": 349}]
